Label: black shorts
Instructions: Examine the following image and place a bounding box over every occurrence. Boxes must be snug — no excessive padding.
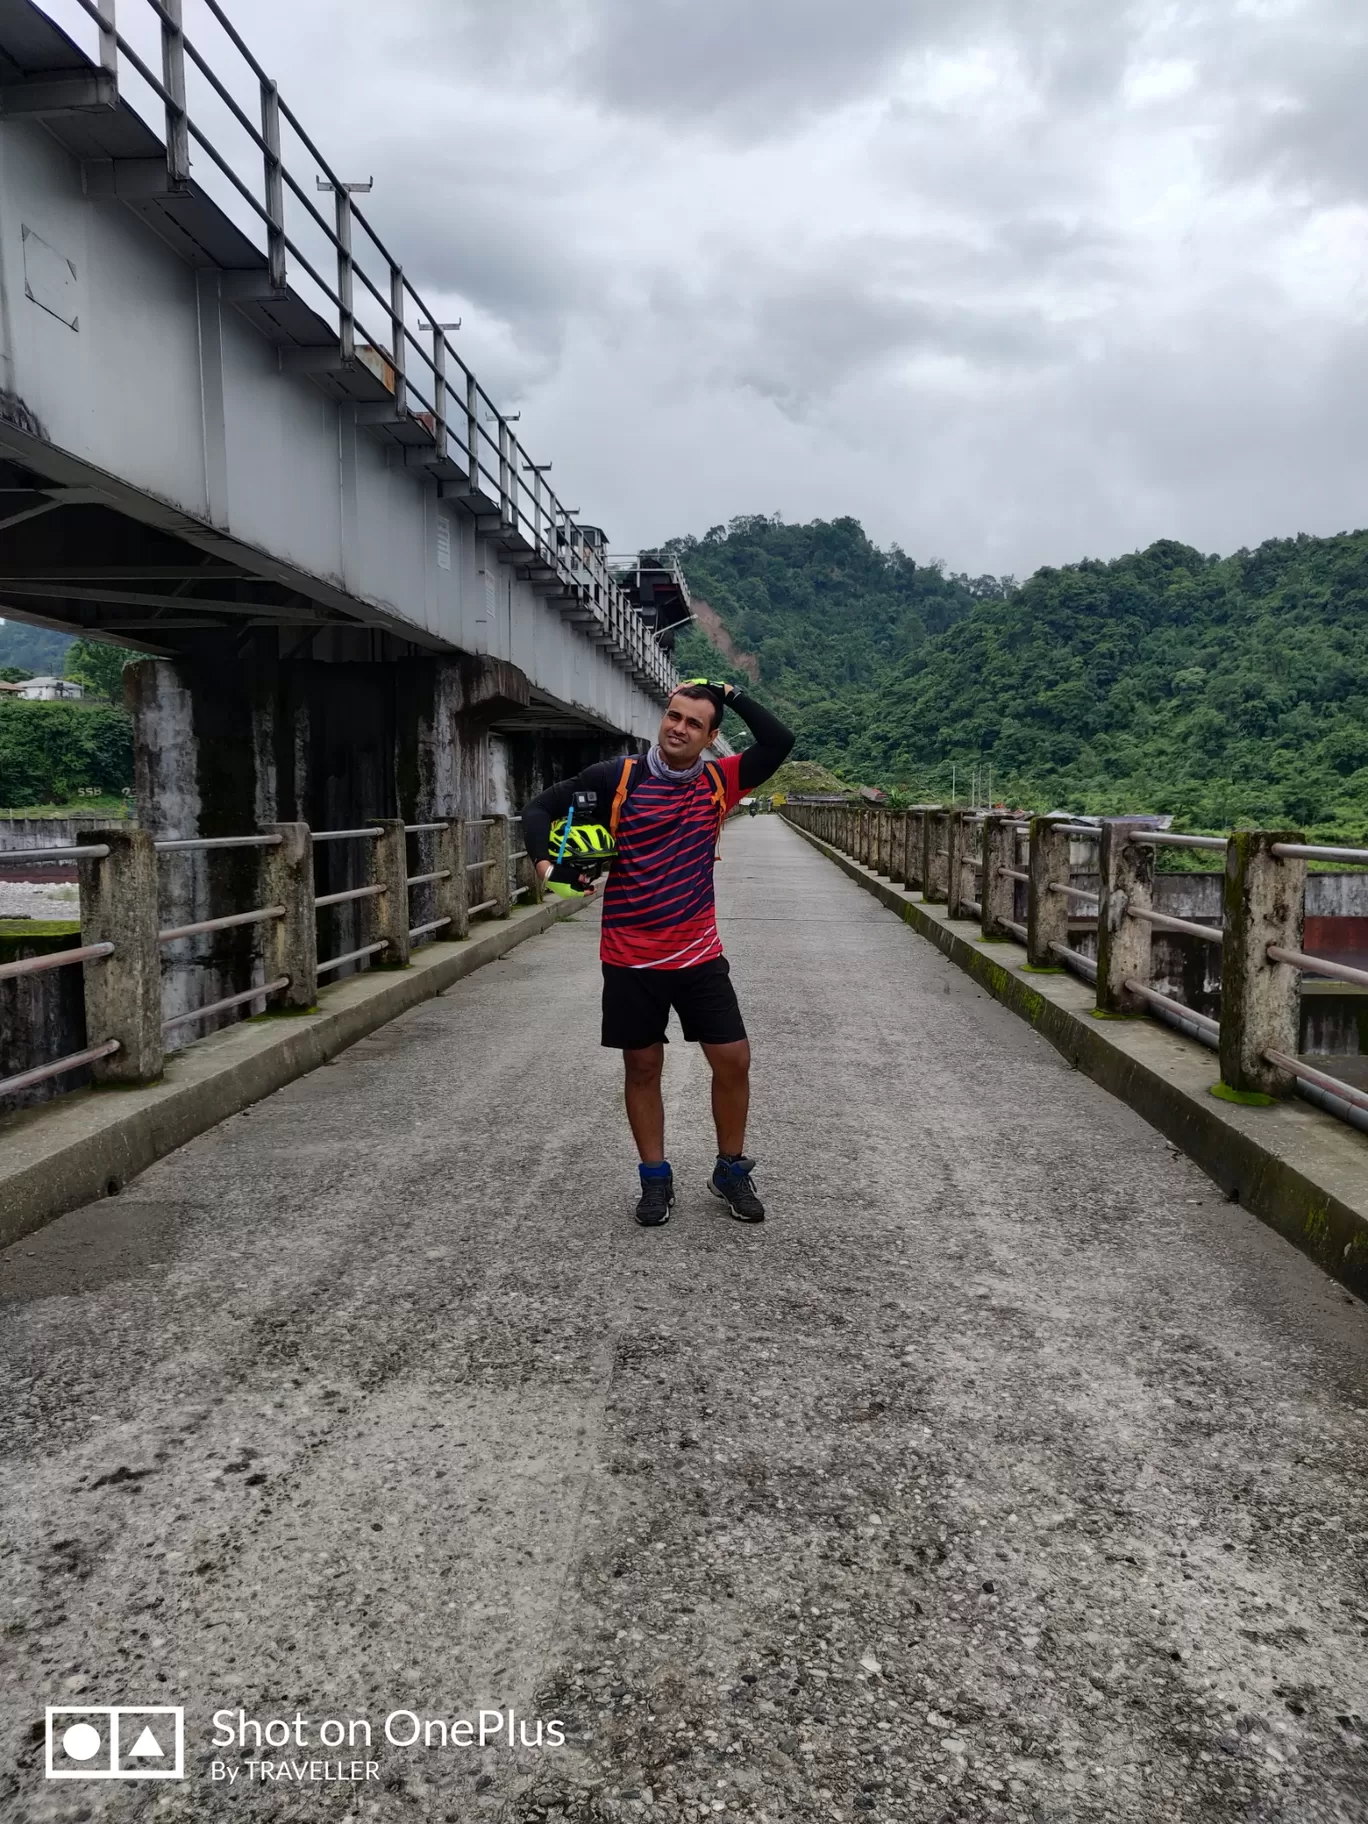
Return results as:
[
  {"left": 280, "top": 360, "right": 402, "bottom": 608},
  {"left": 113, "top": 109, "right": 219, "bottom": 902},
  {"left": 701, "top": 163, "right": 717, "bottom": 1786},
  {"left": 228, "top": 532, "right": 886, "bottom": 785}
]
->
[{"left": 601, "top": 956, "right": 748, "bottom": 1050}]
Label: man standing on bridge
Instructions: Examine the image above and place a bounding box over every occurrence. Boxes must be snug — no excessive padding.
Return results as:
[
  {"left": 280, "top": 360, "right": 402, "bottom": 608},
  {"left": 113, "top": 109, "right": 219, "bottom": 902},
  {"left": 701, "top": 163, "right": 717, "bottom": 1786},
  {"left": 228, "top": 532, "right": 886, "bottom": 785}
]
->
[{"left": 520, "top": 681, "right": 793, "bottom": 1228}]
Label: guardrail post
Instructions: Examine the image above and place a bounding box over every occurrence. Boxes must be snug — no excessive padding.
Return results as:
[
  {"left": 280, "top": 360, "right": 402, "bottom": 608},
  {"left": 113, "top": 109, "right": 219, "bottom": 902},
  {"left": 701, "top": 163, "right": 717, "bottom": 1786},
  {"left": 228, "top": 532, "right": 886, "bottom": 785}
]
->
[
  {"left": 77, "top": 829, "right": 163, "bottom": 1084},
  {"left": 442, "top": 820, "right": 470, "bottom": 939},
  {"left": 434, "top": 828, "right": 466, "bottom": 941},
  {"left": 922, "top": 808, "right": 948, "bottom": 904},
  {"left": 368, "top": 818, "right": 412, "bottom": 966},
  {"left": 487, "top": 814, "right": 513, "bottom": 917},
  {"left": 980, "top": 815, "right": 1017, "bottom": 937},
  {"left": 1027, "top": 815, "right": 1071, "bottom": 967},
  {"left": 948, "top": 810, "right": 976, "bottom": 918},
  {"left": 262, "top": 822, "right": 317, "bottom": 1009},
  {"left": 1096, "top": 819, "right": 1159, "bottom": 1014},
  {"left": 878, "top": 809, "right": 891, "bottom": 876},
  {"left": 1220, "top": 830, "right": 1305, "bottom": 1096},
  {"left": 905, "top": 810, "right": 922, "bottom": 889}
]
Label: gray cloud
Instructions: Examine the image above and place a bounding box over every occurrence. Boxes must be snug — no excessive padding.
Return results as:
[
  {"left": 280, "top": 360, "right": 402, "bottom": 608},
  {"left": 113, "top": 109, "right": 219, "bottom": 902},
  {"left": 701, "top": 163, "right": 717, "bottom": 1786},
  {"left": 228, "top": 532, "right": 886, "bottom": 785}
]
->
[{"left": 211, "top": 0, "right": 1368, "bottom": 573}]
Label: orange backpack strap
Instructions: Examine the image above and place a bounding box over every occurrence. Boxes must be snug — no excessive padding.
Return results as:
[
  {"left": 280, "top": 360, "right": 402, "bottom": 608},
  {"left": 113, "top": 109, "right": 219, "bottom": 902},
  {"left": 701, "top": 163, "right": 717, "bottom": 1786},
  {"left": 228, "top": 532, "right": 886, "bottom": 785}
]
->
[
  {"left": 704, "top": 760, "right": 727, "bottom": 824},
  {"left": 608, "top": 755, "right": 638, "bottom": 839}
]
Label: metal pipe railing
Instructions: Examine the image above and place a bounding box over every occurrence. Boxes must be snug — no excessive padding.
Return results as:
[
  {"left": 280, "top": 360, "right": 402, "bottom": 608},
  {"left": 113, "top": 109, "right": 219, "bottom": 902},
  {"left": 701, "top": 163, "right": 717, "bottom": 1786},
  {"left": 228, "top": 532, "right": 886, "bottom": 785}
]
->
[
  {"left": 312, "top": 828, "right": 385, "bottom": 843},
  {"left": 1050, "top": 941, "right": 1098, "bottom": 982},
  {"left": 0, "top": 941, "right": 113, "bottom": 982},
  {"left": 1133, "top": 832, "right": 1226, "bottom": 852},
  {"left": 1267, "top": 946, "right": 1368, "bottom": 992},
  {"left": 1123, "top": 978, "right": 1220, "bottom": 1048},
  {"left": 162, "top": 976, "right": 289, "bottom": 1033},
  {"left": 1266, "top": 1048, "right": 1368, "bottom": 1118},
  {"left": 154, "top": 834, "right": 282, "bottom": 852},
  {"left": 0, "top": 1038, "right": 121, "bottom": 1100},
  {"left": 409, "top": 917, "right": 452, "bottom": 940},
  {"left": 0, "top": 843, "right": 111, "bottom": 863},
  {"left": 314, "top": 883, "right": 385, "bottom": 909},
  {"left": 317, "top": 941, "right": 388, "bottom": 977},
  {"left": 1125, "top": 905, "right": 1223, "bottom": 944},
  {"left": 1271, "top": 843, "right": 1368, "bottom": 865},
  {"left": 158, "top": 905, "right": 285, "bottom": 944}
]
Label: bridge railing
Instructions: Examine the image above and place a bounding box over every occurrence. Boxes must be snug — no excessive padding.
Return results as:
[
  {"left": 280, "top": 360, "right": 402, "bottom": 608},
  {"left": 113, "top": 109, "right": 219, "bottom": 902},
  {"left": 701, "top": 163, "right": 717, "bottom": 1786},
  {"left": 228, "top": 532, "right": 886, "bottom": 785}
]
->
[
  {"left": 784, "top": 803, "right": 1368, "bottom": 1141},
  {"left": 0, "top": 815, "right": 538, "bottom": 1109},
  {"left": 38, "top": 0, "right": 676, "bottom": 699}
]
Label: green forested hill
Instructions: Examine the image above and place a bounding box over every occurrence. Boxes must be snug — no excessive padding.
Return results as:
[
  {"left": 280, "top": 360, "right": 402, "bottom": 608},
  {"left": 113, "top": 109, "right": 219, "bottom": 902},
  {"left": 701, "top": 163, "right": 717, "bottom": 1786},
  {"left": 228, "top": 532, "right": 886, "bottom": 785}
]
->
[
  {"left": 669, "top": 518, "right": 1368, "bottom": 836},
  {"left": 668, "top": 515, "right": 1007, "bottom": 764}
]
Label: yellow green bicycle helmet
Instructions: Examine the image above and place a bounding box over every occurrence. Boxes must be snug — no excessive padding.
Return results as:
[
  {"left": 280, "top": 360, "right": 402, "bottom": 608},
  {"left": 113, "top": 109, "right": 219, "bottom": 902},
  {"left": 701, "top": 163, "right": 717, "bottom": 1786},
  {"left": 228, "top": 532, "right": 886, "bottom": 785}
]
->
[{"left": 542, "top": 813, "right": 618, "bottom": 897}]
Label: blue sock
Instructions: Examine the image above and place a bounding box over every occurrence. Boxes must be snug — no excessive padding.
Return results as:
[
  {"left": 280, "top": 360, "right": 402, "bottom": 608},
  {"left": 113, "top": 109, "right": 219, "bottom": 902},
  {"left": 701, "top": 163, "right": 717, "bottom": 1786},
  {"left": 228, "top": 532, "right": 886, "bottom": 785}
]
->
[{"left": 639, "top": 1160, "right": 671, "bottom": 1181}]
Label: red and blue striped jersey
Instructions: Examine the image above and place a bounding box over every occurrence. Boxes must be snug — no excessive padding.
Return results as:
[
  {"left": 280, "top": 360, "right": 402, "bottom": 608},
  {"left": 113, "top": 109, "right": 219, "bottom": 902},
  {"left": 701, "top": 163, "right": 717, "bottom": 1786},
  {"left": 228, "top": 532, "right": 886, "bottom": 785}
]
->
[{"left": 601, "top": 755, "right": 744, "bottom": 969}]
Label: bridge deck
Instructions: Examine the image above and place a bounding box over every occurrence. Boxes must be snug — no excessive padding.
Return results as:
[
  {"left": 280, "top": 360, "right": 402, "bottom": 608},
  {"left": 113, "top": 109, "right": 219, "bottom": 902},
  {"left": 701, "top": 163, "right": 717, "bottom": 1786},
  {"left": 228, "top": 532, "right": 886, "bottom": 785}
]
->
[{"left": 2, "top": 818, "right": 1365, "bottom": 1820}]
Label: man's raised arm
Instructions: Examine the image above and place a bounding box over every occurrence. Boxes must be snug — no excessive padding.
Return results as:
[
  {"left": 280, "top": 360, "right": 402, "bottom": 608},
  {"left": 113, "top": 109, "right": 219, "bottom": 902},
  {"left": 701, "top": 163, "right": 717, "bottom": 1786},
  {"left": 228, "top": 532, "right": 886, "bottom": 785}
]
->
[{"left": 728, "top": 689, "right": 795, "bottom": 789}]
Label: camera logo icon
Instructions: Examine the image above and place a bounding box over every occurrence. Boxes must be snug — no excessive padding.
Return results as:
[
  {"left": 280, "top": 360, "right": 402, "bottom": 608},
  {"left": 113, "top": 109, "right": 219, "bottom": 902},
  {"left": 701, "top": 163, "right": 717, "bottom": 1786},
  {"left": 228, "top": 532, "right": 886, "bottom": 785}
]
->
[{"left": 45, "top": 1706, "right": 185, "bottom": 1780}]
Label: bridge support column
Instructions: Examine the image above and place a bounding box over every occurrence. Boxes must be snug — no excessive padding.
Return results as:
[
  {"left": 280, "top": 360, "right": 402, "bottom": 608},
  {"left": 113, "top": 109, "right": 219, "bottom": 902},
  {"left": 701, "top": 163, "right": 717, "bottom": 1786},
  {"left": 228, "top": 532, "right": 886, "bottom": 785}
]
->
[
  {"left": 1219, "top": 830, "right": 1305, "bottom": 1097},
  {"left": 1096, "top": 819, "right": 1160, "bottom": 1015},
  {"left": 1027, "top": 816, "right": 1071, "bottom": 967},
  {"left": 77, "top": 829, "right": 164, "bottom": 1085},
  {"left": 980, "top": 815, "right": 1017, "bottom": 938},
  {"left": 922, "top": 809, "right": 948, "bottom": 904},
  {"left": 262, "top": 821, "right": 318, "bottom": 1009}
]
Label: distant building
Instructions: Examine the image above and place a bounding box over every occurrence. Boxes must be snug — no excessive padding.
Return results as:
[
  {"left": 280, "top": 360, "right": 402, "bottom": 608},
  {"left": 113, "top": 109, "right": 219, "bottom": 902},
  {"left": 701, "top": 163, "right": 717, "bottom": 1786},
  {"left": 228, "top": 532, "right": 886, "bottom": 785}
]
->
[{"left": 12, "top": 676, "right": 83, "bottom": 701}]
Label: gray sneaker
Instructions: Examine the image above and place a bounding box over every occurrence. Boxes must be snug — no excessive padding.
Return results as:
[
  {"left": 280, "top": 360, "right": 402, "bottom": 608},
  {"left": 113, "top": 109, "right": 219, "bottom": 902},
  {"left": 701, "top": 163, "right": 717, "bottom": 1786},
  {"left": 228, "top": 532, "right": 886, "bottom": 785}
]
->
[{"left": 708, "top": 1156, "right": 765, "bottom": 1223}]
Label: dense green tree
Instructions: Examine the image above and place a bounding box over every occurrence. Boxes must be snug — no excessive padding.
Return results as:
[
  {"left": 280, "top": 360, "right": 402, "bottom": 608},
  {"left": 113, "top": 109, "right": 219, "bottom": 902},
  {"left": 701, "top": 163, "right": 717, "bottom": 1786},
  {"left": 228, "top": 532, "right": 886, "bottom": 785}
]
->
[
  {"left": 64, "top": 636, "right": 131, "bottom": 703},
  {"left": 0, "top": 701, "right": 133, "bottom": 806}
]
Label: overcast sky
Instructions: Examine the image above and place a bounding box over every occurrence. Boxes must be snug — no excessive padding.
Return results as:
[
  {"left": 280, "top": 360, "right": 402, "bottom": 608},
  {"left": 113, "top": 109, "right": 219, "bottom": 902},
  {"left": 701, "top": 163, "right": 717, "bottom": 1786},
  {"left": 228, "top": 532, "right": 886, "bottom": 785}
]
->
[{"left": 192, "top": 1, "right": 1368, "bottom": 575}]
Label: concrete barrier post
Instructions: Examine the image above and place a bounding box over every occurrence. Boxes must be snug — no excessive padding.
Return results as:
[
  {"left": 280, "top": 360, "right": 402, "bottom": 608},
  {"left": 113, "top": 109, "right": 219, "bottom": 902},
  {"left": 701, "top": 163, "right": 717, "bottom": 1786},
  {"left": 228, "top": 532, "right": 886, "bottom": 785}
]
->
[
  {"left": 876, "top": 809, "right": 888, "bottom": 875},
  {"left": 487, "top": 814, "right": 513, "bottom": 917},
  {"left": 980, "top": 815, "right": 1016, "bottom": 938},
  {"left": 947, "top": 810, "right": 976, "bottom": 918},
  {"left": 1096, "top": 819, "right": 1159, "bottom": 1014},
  {"left": 923, "top": 809, "right": 949, "bottom": 904},
  {"left": 1027, "top": 816, "right": 1072, "bottom": 967},
  {"left": 77, "top": 828, "right": 164, "bottom": 1084},
  {"left": 1219, "top": 830, "right": 1306, "bottom": 1096},
  {"left": 434, "top": 821, "right": 470, "bottom": 938},
  {"left": 907, "top": 810, "right": 924, "bottom": 889},
  {"left": 262, "top": 821, "right": 317, "bottom": 1009},
  {"left": 368, "top": 817, "right": 412, "bottom": 967}
]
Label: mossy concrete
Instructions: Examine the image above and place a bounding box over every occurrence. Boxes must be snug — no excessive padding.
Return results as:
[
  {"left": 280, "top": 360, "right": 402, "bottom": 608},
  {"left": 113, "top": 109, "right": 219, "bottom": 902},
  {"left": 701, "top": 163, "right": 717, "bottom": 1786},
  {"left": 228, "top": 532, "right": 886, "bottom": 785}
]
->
[
  {"left": 786, "top": 817, "right": 1368, "bottom": 1303},
  {"left": 0, "top": 897, "right": 579, "bottom": 1251}
]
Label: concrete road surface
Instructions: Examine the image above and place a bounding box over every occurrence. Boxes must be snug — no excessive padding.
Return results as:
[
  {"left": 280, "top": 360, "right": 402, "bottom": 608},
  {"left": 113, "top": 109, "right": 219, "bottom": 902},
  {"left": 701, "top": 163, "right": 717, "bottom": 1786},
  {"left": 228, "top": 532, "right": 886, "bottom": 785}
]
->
[{"left": 2, "top": 816, "right": 1366, "bottom": 1824}]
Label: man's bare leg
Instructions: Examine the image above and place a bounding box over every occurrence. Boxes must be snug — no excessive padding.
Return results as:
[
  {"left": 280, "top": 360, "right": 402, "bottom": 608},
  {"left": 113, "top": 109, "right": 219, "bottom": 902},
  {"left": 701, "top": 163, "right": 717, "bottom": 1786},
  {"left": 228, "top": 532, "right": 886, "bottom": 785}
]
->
[
  {"left": 623, "top": 1044, "right": 666, "bottom": 1163},
  {"left": 702, "top": 1039, "right": 751, "bottom": 1157}
]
